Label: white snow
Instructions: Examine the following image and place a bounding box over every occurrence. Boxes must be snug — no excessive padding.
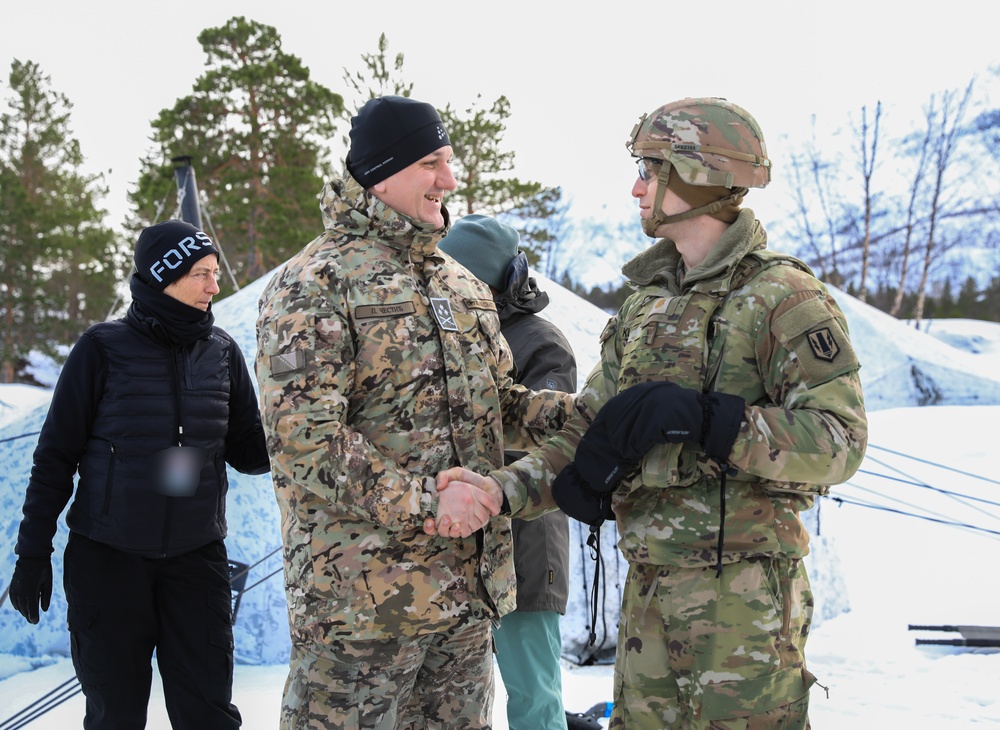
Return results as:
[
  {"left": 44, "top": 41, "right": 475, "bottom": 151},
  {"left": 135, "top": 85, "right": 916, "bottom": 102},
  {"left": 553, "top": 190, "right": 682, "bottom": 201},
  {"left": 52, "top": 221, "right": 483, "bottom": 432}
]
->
[{"left": 2, "top": 274, "right": 1000, "bottom": 728}]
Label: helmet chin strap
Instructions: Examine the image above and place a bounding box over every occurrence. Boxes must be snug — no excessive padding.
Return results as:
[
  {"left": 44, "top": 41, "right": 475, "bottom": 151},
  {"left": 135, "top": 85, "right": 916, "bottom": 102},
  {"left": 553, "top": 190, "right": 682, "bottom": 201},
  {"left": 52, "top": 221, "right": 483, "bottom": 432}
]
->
[
  {"left": 641, "top": 164, "right": 672, "bottom": 236},
  {"left": 642, "top": 162, "right": 749, "bottom": 236}
]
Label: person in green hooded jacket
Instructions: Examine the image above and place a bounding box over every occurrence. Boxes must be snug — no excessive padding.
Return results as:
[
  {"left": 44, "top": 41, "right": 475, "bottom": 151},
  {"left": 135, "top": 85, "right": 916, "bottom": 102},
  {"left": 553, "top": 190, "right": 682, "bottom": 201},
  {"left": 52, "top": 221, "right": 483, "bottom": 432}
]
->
[{"left": 440, "top": 214, "right": 577, "bottom": 730}]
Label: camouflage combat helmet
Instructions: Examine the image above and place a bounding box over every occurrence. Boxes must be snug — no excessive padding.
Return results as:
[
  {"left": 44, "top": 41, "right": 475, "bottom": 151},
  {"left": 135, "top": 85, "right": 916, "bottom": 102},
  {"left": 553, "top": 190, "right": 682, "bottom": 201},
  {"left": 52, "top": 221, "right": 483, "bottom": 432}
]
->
[{"left": 626, "top": 97, "right": 771, "bottom": 233}]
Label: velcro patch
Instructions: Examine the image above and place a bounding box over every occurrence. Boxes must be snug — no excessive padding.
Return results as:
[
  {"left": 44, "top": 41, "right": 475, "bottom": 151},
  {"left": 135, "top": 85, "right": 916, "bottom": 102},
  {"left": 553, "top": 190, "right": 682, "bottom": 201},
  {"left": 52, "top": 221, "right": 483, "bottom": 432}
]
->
[
  {"left": 772, "top": 297, "right": 859, "bottom": 384},
  {"left": 430, "top": 298, "right": 459, "bottom": 331},
  {"left": 269, "top": 350, "right": 306, "bottom": 376},
  {"left": 354, "top": 302, "right": 416, "bottom": 319}
]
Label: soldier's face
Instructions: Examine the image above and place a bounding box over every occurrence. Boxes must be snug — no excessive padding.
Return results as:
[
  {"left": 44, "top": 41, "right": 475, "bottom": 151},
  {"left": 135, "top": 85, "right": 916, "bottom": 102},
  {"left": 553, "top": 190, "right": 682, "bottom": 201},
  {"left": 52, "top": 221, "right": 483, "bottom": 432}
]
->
[
  {"left": 372, "top": 147, "right": 457, "bottom": 229},
  {"left": 632, "top": 170, "right": 691, "bottom": 229}
]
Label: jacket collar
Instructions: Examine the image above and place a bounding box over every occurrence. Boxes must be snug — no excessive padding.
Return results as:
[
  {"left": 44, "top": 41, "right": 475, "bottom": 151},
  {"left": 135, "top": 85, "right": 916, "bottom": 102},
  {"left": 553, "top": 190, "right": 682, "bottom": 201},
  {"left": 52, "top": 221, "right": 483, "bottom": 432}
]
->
[
  {"left": 622, "top": 209, "right": 766, "bottom": 292},
  {"left": 319, "top": 171, "right": 451, "bottom": 259}
]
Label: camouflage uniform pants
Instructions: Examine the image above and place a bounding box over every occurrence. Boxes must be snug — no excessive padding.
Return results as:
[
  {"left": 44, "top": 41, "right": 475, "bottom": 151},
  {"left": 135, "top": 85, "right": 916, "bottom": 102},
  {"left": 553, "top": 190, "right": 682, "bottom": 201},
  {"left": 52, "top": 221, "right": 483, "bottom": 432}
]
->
[
  {"left": 610, "top": 558, "right": 816, "bottom": 730},
  {"left": 280, "top": 619, "right": 495, "bottom": 730}
]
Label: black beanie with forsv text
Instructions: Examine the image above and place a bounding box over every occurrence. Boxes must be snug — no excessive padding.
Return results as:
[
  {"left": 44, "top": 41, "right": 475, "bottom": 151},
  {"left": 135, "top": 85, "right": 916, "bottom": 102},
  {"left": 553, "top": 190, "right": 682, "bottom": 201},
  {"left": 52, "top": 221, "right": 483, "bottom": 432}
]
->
[{"left": 133, "top": 220, "right": 220, "bottom": 291}]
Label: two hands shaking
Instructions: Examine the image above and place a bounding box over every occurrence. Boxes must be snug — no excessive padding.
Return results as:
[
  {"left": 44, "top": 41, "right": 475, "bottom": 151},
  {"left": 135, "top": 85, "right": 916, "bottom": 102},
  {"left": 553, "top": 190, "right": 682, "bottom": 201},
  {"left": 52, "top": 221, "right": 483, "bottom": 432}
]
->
[{"left": 425, "top": 382, "right": 745, "bottom": 536}]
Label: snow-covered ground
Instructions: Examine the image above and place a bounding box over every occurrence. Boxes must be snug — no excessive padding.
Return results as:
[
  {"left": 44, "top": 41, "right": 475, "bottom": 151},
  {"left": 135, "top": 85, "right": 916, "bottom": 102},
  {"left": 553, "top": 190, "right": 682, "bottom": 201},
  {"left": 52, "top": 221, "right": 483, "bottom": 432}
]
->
[{"left": 2, "top": 278, "right": 999, "bottom": 728}]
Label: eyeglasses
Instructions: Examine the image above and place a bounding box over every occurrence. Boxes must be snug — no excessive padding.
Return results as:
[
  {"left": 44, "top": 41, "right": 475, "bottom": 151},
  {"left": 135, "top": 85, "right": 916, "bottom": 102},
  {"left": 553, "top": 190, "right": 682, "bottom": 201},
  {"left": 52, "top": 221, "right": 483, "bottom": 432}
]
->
[{"left": 636, "top": 157, "right": 663, "bottom": 182}]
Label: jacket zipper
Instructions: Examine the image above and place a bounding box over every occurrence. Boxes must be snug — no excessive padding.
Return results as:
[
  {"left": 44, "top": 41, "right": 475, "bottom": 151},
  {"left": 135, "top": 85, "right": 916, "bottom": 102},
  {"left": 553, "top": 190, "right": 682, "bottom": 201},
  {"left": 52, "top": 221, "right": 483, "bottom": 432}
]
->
[
  {"left": 161, "top": 346, "right": 184, "bottom": 554},
  {"left": 102, "top": 442, "right": 116, "bottom": 515}
]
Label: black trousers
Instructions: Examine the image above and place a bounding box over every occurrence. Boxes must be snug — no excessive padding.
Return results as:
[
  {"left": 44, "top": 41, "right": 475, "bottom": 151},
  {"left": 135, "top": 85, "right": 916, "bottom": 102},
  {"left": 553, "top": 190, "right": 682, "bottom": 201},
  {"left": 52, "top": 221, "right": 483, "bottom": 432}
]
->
[{"left": 63, "top": 533, "right": 241, "bottom": 729}]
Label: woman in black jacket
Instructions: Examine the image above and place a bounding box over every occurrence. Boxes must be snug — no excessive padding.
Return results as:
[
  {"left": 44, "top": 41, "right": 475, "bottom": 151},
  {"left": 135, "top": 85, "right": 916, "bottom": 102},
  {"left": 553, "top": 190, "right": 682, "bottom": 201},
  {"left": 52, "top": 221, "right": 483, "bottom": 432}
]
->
[{"left": 8, "top": 220, "right": 269, "bottom": 729}]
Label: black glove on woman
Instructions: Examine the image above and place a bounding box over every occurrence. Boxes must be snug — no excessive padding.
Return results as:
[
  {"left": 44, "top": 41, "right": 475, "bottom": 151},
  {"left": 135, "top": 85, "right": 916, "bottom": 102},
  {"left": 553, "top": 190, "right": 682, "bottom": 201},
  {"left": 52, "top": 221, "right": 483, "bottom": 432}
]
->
[{"left": 9, "top": 556, "right": 52, "bottom": 624}]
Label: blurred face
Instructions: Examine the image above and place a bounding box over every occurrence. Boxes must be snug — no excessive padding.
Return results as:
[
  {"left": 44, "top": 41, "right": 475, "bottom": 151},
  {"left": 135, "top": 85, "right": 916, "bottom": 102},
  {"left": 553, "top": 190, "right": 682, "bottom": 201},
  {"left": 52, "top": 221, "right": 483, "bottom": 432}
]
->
[
  {"left": 371, "top": 147, "right": 457, "bottom": 229},
  {"left": 163, "top": 256, "right": 221, "bottom": 310}
]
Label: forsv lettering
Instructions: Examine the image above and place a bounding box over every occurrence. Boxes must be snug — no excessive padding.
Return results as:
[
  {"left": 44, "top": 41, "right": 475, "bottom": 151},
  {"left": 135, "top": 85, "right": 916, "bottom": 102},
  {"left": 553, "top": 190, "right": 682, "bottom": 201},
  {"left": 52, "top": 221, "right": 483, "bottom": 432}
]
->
[{"left": 148, "top": 231, "right": 214, "bottom": 283}]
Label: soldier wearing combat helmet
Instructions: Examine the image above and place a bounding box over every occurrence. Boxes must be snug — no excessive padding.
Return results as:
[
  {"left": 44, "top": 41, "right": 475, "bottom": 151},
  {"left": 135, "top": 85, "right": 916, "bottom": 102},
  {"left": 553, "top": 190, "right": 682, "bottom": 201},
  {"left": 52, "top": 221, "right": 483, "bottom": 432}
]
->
[
  {"left": 435, "top": 97, "right": 868, "bottom": 728},
  {"left": 627, "top": 97, "right": 770, "bottom": 233}
]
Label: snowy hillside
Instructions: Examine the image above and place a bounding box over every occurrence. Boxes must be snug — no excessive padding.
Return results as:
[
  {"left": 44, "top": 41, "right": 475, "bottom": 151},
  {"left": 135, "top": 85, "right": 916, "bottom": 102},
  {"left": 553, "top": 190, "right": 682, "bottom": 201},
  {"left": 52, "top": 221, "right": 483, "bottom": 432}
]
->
[{"left": 3, "top": 271, "right": 1000, "bottom": 665}]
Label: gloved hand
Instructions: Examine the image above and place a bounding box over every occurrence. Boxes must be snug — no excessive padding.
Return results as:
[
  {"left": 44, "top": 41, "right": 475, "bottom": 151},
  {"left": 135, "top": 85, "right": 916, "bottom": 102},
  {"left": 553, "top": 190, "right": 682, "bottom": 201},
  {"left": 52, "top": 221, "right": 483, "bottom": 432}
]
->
[
  {"left": 8, "top": 557, "right": 53, "bottom": 625},
  {"left": 552, "top": 463, "right": 614, "bottom": 527},
  {"left": 575, "top": 381, "right": 746, "bottom": 493}
]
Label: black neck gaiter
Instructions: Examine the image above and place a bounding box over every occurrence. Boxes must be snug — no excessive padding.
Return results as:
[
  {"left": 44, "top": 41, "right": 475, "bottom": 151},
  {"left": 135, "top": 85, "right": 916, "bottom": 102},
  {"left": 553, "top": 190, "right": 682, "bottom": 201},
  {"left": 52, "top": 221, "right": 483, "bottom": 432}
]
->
[{"left": 128, "top": 274, "right": 215, "bottom": 346}]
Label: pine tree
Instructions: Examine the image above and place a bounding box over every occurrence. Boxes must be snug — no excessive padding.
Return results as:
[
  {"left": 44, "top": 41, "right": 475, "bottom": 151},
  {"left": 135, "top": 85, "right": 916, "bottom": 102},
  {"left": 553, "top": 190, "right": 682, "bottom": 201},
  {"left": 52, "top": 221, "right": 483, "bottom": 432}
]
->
[
  {"left": 937, "top": 278, "right": 957, "bottom": 318},
  {"left": 336, "top": 37, "right": 569, "bottom": 273},
  {"left": 336, "top": 33, "right": 413, "bottom": 164},
  {"left": 0, "top": 59, "right": 122, "bottom": 383},
  {"left": 956, "top": 275, "right": 980, "bottom": 318},
  {"left": 129, "top": 17, "right": 344, "bottom": 290},
  {"left": 439, "top": 94, "right": 569, "bottom": 267},
  {"left": 441, "top": 94, "right": 544, "bottom": 218},
  {"left": 979, "top": 276, "right": 1000, "bottom": 322},
  {"left": 500, "top": 186, "right": 569, "bottom": 271}
]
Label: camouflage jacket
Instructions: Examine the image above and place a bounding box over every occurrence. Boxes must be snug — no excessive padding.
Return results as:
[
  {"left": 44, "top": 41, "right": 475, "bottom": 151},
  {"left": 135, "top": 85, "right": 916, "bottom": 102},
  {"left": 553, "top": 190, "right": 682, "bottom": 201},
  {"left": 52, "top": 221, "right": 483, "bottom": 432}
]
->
[
  {"left": 255, "top": 175, "right": 573, "bottom": 643},
  {"left": 493, "top": 210, "right": 868, "bottom": 568}
]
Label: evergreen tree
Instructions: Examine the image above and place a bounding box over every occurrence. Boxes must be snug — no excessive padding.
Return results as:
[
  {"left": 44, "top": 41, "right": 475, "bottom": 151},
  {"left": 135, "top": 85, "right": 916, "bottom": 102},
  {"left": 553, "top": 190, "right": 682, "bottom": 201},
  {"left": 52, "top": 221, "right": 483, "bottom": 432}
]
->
[
  {"left": 0, "top": 59, "right": 121, "bottom": 383},
  {"left": 336, "top": 33, "right": 413, "bottom": 164},
  {"left": 440, "top": 94, "right": 544, "bottom": 218},
  {"left": 129, "top": 17, "right": 344, "bottom": 290},
  {"left": 979, "top": 276, "right": 1000, "bottom": 322},
  {"left": 937, "top": 278, "right": 957, "bottom": 317},
  {"left": 440, "top": 94, "right": 568, "bottom": 266},
  {"left": 956, "top": 275, "right": 979, "bottom": 318},
  {"left": 499, "top": 186, "right": 569, "bottom": 271},
  {"left": 337, "top": 38, "right": 567, "bottom": 273}
]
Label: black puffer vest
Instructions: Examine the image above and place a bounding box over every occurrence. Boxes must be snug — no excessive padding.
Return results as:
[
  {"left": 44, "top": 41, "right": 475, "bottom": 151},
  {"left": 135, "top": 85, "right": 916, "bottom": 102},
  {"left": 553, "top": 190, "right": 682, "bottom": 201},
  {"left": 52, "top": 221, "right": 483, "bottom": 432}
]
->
[{"left": 65, "top": 311, "right": 234, "bottom": 558}]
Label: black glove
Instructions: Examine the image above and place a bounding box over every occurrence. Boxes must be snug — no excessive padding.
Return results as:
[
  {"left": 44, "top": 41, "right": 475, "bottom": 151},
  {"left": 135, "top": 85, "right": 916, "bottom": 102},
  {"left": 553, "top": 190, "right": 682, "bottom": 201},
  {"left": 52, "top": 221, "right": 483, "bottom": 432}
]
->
[
  {"left": 552, "top": 463, "right": 614, "bottom": 527},
  {"left": 565, "top": 710, "right": 603, "bottom": 730},
  {"left": 575, "top": 381, "right": 746, "bottom": 493},
  {"left": 9, "top": 557, "right": 53, "bottom": 625}
]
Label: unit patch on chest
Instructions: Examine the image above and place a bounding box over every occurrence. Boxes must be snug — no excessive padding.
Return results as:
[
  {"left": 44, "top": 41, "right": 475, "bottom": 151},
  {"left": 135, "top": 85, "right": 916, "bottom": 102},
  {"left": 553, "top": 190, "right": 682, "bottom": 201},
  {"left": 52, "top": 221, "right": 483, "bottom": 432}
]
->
[{"left": 430, "top": 297, "right": 459, "bottom": 331}]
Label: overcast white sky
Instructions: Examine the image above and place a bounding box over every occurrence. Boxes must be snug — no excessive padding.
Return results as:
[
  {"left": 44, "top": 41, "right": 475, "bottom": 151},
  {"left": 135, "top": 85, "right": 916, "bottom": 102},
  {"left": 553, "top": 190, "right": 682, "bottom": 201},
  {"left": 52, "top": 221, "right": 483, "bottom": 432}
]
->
[{"left": 2, "top": 0, "right": 998, "bottom": 231}]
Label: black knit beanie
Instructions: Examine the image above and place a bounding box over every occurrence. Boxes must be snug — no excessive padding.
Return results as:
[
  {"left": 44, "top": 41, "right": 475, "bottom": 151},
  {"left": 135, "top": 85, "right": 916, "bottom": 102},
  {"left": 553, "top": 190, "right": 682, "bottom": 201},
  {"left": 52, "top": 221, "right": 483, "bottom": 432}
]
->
[
  {"left": 347, "top": 95, "right": 451, "bottom": 188},
  {"left": 133, "top": 220, "right": 220, "bottom": 291}
]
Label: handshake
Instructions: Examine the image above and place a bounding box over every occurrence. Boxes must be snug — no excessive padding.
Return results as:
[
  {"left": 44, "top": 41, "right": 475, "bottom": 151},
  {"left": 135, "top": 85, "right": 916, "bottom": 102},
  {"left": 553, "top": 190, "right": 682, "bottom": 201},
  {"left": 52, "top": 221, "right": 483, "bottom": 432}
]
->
[
  {"left": 425, "top": 382, "right": 745, "bottom": 535},
  {"left": 424, "top": 468, "right": 504, "bottom": 538}
]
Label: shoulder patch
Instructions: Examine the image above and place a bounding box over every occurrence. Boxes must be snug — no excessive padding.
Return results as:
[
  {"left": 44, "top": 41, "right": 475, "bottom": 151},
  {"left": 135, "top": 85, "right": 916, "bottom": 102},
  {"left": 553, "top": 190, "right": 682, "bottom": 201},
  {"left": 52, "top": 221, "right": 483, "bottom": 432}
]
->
[
  {"left": 269, "top": 350, "right": 306, "bottom": 376},
  {"left": 430, "top": 297, "right": 459, "bottom": 331},
  {"left": 772, "top": 297, "right": 859, "bottom": 383},
  {"left": 806, "top": 327, "right": 840, "bottom": 361}
]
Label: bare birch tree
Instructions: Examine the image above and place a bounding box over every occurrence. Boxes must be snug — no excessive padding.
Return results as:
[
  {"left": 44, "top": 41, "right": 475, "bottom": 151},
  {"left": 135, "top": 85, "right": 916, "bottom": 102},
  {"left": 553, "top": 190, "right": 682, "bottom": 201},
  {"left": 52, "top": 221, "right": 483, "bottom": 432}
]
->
[
  {"left": 889, "top": 115, "right": 933, "bottom": 317},
  {"left": 787, "top": 116, "right": 846, "bottom": 284},
  {"left": 855, "top": 102, "right": 882, "bottom": 303},
  {"left": 913, "top": 82, "right": 974, "bottom": 326}
]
